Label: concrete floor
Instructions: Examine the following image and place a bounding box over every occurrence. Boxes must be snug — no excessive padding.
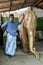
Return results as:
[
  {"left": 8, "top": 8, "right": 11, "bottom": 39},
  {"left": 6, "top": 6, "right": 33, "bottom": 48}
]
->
[{"left": 0, "top": 41, "right": 43, "bottom": 65}]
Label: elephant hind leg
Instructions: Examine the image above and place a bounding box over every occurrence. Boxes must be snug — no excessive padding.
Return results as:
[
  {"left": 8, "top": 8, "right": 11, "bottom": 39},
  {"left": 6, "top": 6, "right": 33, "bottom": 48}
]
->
[{"left": 29, "top": 31, "right": 39, "bottom": 59}]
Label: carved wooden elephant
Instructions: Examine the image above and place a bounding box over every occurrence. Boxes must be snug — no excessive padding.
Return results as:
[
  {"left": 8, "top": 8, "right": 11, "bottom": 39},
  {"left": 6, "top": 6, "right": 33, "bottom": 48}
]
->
[{"left": 18, "top": 10, "right": 39, "bottom": 59}]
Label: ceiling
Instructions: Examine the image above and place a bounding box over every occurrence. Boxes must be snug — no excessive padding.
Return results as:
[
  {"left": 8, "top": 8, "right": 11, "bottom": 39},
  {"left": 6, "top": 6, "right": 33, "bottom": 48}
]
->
[{"left": 0, "top": 0, "right": 43, "bottom": 12}]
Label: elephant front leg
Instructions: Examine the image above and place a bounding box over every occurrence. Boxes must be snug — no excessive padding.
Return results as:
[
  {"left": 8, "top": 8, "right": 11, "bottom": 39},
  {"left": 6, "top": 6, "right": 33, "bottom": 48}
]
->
[
  {"left": 21, "top": 35, "right": 29, "bottom": 53},
  {"left": 20, "top": 31, "right": 29, "bottom": 53},
  {"left": 28, "top": 31, "right": 39, "bottom": 59}
]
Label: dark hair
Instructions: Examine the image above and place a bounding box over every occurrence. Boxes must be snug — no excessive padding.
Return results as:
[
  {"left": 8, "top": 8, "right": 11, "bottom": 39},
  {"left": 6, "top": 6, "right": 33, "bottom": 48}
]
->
[{"left": 9, "top": 14, "right": 14, "bottom": 18}]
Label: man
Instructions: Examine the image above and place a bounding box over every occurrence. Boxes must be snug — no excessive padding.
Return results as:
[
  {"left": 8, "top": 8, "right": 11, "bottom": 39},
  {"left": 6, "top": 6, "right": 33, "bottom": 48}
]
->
[{"left": 0, "top": 14, "right": 24, "bottom": 57}]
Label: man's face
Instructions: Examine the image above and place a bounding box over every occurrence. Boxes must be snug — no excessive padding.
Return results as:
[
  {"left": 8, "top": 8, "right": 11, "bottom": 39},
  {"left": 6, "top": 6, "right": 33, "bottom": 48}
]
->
[{"left": 9, "top": 16, "right": 14, "bottom": 22}]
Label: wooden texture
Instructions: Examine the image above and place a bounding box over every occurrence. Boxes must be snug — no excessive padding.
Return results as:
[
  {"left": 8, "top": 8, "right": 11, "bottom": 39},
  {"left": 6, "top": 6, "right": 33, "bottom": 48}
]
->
[{"left": 0, "top": 0, "right": 43, "bottom": 12}]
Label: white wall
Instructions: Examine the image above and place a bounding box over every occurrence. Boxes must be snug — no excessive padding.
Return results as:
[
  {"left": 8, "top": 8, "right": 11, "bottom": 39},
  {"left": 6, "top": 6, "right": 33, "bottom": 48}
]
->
[
  {"left": 17, "top": 7, "right": 43, "bottom": 17},
  {"left": 33, "top": 7, "right": 43, "bottom": 17}
]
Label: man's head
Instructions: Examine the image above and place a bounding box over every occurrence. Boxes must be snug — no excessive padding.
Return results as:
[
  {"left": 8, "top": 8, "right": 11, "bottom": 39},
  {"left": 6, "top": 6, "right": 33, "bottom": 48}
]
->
[{"left": 9, "top": 14, "right": 14, "bottom": 22}]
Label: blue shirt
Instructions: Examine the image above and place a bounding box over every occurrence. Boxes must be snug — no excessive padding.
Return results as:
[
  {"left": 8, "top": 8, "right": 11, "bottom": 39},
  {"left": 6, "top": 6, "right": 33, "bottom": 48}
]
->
[{"left": 1, "top": 21, "right": 22, "bottom": 36}]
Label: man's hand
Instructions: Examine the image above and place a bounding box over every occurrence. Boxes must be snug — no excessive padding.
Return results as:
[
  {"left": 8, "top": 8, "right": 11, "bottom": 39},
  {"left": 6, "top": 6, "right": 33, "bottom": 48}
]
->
[
  {"left": 21, "top": 14, "right": 25, "bottom": 22},
  {"left": 18, "top": 14, "right": 25, "bottom": 25}
]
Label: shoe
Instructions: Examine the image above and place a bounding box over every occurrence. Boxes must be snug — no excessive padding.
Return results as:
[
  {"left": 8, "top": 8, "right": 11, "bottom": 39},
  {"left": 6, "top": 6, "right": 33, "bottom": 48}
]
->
[{"left": 4, "top": 53, "right": 13, "bottom": 58}]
